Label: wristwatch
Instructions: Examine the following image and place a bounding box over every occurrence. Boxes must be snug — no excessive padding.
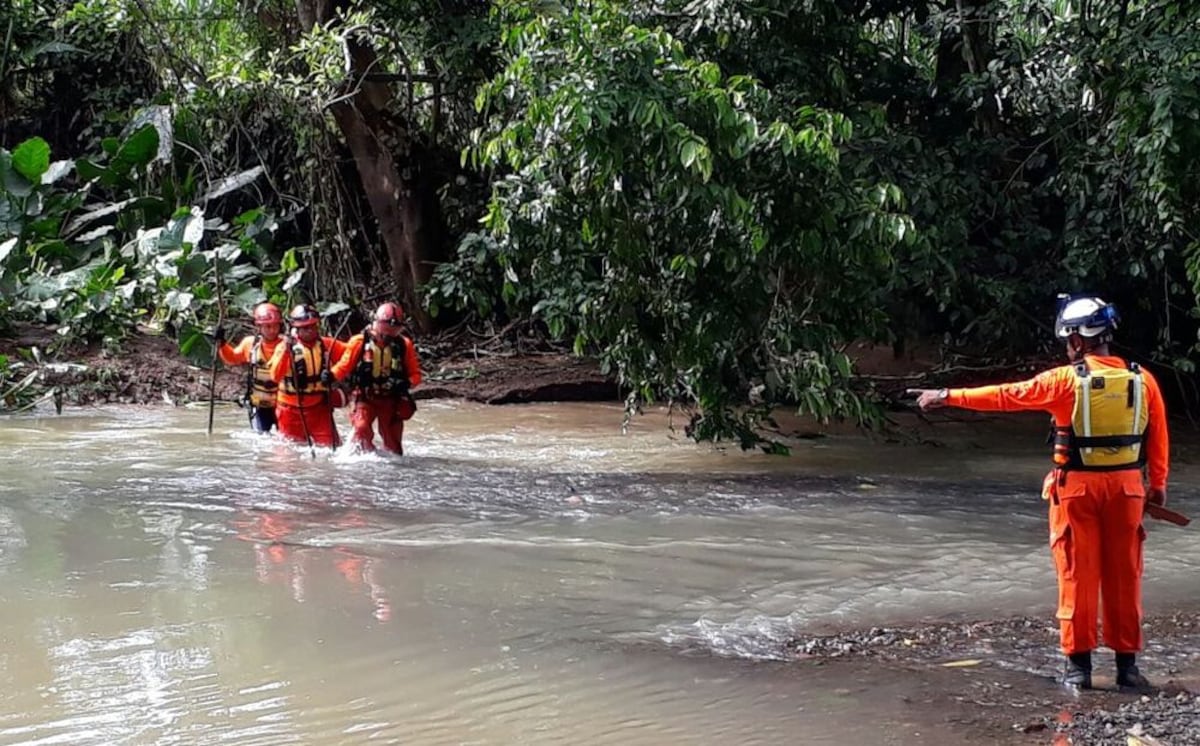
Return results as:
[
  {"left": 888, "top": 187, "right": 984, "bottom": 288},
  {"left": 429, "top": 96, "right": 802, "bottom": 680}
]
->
[{"left": 937, "top": 388, "right": 949, "bottom": 400}]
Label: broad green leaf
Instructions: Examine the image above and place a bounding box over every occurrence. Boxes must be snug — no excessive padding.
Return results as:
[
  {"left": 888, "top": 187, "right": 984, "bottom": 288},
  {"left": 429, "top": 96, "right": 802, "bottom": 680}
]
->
[
  {"left": 2, "top": 167, "right": 33, "bottom": 198},
  {"left": 281, "top": 268, "right": 306, "bottom": 291},
  {"left": 178, "top": 323, "right": 214, "bottom": 368},
  {"left": 0, "top": 238, "right": 17, "bottom": 264},
  {"left": 178, "top": 255, "right": 208, "bottom": 286},
  {"left": 110, "top": 125, "right": 161, "bottom": 177},
  {"left": 41, "top": 160, "right": 74, "bottom": 185},
  {"left": 680, "top": 140, "right": 698, "bottom": 168},
  {"left": 280, "top": 248, "right": 299, "bottom": 272},
  {"left": 165, "top": 289, "right": 195, "bottom": 312},
  {"left": 75, "top": 159, "right": 108, "bottom": 182},
  {"left": 182, "top": 209, "right": 205, "bottom": 247},
  {"left": 234, "top": 208, "right": 265, "bottom": 227},
  {"left": 11, "top": 137, "right": 51, "bottom": 183}
]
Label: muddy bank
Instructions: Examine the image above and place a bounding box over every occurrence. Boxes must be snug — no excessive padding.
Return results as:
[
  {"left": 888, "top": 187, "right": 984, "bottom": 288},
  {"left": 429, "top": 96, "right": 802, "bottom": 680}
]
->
[
  {"left": 0, "top": 323, "right": 1049, "bottom": 413},
  {"left": 787, "top": 611, "right": 1200, "bottom": 744},
  {"left": 0, "top": 322, "right": 619, "bottom": 407}
]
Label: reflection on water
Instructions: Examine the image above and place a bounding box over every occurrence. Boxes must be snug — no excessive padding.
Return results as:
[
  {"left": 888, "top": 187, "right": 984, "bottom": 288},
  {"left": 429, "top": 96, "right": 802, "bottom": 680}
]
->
[
  {"left": 232, "top": 505, "right": 394, "bottom": 622},
  {"left": 0, "top": 402, "right": 1197, "bottom": 744}
]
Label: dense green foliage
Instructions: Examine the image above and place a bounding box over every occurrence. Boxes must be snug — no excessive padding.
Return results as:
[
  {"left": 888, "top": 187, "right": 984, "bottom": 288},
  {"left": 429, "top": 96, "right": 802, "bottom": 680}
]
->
[
  {"left": 3, "top": 0, "right": 1200, "bottom": 437},
  {"left": 458, "top": 1, "right": 912, "bottom": 442}
]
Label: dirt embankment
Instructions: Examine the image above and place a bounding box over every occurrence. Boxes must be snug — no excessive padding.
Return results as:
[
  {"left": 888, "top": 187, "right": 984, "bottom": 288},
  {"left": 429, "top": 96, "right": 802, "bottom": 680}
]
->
[
  {"left": 0, "top": 322, "right": 619, "bottom": 407},
  {"left": 0, "top": 324, "right": 1050, "bottom": 411}
]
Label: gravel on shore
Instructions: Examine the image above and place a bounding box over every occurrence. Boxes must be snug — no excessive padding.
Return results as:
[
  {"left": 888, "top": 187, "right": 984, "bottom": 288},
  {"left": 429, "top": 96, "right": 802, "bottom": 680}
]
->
[{"left": 786, "top": 611, "right": 1200, "bottom": 744}]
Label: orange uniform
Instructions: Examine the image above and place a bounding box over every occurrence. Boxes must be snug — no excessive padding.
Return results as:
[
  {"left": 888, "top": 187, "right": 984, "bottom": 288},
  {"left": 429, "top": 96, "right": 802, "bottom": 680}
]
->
[
  {"left": 332, "top": 331, "right": 422, "bottom": 454},
  {"left": 218, "top": 335, "right": 283, "bottom": 433},
  {"left": 267, "top": 335, "right": 348, "bottom": 448},
  {"left": 947, "top": 354, "right": 1169, "bottom": 655}
]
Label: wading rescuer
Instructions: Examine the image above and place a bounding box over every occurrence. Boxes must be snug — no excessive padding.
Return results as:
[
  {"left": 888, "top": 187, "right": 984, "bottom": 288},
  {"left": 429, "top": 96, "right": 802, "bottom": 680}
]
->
[
  {"left": 331, "top": 302, "right": 422, "bottom": 455},
  {"left": 267, "top": 304, "right": 348, "bottom": 449},
  {"left": 214, "top": 302, "right": 284, "bottom": 433},
  {"left": 909, "top": 295, "right": 1169, "bottom": 693}
]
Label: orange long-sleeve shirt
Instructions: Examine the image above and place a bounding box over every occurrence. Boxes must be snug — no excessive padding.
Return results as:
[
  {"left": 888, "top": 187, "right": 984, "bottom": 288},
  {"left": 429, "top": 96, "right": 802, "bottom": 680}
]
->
[
  {"left": 331, "top": 333, "right": 422, "bottom": 388},
  {"left": 218, "top": 335, "right": 283, "bottom": 366},
  {"left": 267, "top": 335, "right": 347, "bottom": 408},
  {"left": 946, "top": 354, "right": 1169, "bottom": 489}
]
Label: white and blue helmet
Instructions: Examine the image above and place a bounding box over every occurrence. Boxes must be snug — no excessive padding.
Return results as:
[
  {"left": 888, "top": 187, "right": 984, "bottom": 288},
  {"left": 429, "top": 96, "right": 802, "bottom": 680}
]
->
[{"left": 1055, "top": 294, "right": 1119, "bottom": 339}]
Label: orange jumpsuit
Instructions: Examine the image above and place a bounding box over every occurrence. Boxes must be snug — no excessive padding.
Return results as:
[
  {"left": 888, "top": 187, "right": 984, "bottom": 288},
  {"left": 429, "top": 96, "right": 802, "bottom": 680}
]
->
[
  {"left": 267, "top": 335, "right": 348, "bottom": 448},
  {"left": 947, "top": 354, "right": 1169, "bottom": 655},
  {"left": 218, "top": 335, "right": 283, "bottom": 433},
  {"left": 332, "top": 332, "right": 422, "bottom": 454}
]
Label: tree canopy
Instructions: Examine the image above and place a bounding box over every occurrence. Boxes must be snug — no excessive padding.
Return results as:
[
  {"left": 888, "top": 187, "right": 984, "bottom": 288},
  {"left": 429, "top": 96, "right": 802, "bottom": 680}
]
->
[{"left": 3, "top": 0, "right": 1199, "bottom": 440}]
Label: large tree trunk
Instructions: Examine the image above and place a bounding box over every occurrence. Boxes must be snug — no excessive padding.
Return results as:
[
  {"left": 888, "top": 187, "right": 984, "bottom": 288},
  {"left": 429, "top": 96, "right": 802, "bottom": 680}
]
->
[
  {"left": 297, "top": 0, "right": 442, "bottom": 331},
  {"left": 933, "top": 0, "right": 1001, "bottom": 136}
]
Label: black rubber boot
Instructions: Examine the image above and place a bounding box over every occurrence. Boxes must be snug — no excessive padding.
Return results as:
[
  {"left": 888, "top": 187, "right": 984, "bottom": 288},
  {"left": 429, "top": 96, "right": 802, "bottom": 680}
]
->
[
  {"left": 1116, "top": 653, "right": 1154, "bottom": 692},
  {"left": 1062, "top": 651, "right": 1093, "bottom": 691}
]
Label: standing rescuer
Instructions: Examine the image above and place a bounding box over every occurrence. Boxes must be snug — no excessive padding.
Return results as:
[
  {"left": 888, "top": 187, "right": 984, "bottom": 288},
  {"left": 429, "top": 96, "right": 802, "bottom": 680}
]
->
[
  {"left": 332, "top": 302, "right": 422, "bottom": 455},
  {"left": 908, "top": 294, "right": 1169, "bottom": 693},
  {"left": 267, "top": 303, "right": 348, "bottom": 449},
  {"left": 215, "top": 302, "right": 284, "bottom": 433}
]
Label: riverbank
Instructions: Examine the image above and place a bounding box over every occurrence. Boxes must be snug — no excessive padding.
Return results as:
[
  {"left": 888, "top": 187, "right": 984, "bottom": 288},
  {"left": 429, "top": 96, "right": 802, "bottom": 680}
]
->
[
  {"left": 0, "top": 322, "right": 1054, "bottom": 413},
  {"left": 787, "top": 611, "right": 1200, "bottom": 744},
  {"left": 0, "top": 322, "right": 619, "bottom": 408}
]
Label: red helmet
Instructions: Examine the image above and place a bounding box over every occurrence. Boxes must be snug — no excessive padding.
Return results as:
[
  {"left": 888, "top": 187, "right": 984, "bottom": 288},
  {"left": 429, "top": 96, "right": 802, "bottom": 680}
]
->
[
  {"left": 371, "top": 302, "right": 404, "bottom": 338},
  {"left": 374, "top": 302, "right": 404, "bottom": 327},
  {"left": 289, "top": 303, "right": 320, "bottom": 328},
  {"left": 253, "top": 302, "right": 282, "bottom": 325}
]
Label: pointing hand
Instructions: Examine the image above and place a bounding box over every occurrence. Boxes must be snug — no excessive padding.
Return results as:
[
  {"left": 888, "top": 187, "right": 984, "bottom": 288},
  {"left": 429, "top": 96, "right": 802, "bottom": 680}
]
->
[{"left": 906, "top": 388, "right": 949, "bottom": 411}]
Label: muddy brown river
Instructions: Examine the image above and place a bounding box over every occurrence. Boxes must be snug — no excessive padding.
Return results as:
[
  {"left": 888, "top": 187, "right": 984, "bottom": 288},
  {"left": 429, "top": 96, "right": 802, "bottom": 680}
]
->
[{"left": 0, "top": 402, "right": 1197, "bottom": 744}]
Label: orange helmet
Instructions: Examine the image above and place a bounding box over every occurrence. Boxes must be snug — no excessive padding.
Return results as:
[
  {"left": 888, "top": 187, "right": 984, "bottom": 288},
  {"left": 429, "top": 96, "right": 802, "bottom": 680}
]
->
[
  {"left": 253, "top": 302, "right": 282, "bottom": 325},
  {"left": 288, "top": 303, "right": 320, "bottom": 328}
]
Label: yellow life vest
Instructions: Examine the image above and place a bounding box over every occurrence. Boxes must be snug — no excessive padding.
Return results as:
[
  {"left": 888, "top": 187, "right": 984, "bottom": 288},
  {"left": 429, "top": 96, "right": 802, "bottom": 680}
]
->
[
  {"left": 1052, "top": 361, "right": 1148, "bottom": 470},
  {"left": 280, "top": 340, "right": 329, "bottom": 396},
  {"left": 353, "top": 334, "right": 408, "bottom": 396},
  {"left": 245, "top": 339, "right": 278, "bottom": 408}
]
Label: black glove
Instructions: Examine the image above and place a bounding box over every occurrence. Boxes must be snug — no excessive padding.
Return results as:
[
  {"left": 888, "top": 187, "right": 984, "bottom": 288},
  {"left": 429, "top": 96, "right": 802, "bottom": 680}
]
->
[
  {"left": 390, "top": 375, "right": 410, "bottom": 395},
  {"left": 319, "top": 370, "right": 334, "bottom": 386},
  {"left": 213, "top": 325, "right": 227, "bottom": 343}
]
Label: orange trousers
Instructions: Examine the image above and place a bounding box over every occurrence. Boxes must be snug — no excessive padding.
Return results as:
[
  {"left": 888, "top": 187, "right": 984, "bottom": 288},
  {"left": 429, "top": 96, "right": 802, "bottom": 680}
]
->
[
  {"left": 1047, "top": 469, "right": 1147, "bottom": 655},
  {"left": 349, "top": 395, "right": 414, "bottom": 455},
  {"left": 276, "top": 402, "right": 341, "bottom": 448}
]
